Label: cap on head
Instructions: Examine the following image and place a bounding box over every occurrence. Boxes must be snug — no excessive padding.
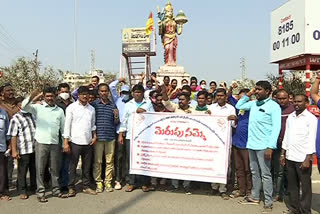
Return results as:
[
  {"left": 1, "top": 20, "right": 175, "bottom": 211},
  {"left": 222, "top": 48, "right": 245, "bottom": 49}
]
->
[{"left": 120, "top": 85, "right": 130, "bottom": 92}]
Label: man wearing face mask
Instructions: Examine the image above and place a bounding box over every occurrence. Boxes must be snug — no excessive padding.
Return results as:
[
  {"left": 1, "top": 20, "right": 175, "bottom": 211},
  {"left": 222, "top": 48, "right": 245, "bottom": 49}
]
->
[
  {"left": 109, "top": 78, "right": 131, "bottom": 190},
  {"left": 55, "top": 83, "right": 73, "bottom": 197},
  {"left": 199, "top": 80, "right": 207, "bottom": 91}
]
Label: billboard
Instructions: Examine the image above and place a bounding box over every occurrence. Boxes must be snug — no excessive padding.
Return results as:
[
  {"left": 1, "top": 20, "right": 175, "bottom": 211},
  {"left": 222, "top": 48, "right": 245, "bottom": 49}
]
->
[
  {"left": 270, "top": 0, "right": 320, "bottom": 63},
  {"left": 122, "top": 28, "right": 150, "bottom": 54}
]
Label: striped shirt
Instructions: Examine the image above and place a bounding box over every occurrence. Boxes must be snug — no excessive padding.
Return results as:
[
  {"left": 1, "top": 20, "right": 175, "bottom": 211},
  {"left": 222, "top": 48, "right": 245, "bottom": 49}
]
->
[
  {"left": 7, "top": 111, "right": 36, "bottom": 155},
  {"left": 91, "top": 99, "right": 117, "bottom": 141}
]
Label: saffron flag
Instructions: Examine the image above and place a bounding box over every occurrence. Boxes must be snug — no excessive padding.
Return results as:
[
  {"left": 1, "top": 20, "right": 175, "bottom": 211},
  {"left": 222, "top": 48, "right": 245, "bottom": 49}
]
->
[{"left": 145, "top": 12, "right": 154, "bottom": 35}]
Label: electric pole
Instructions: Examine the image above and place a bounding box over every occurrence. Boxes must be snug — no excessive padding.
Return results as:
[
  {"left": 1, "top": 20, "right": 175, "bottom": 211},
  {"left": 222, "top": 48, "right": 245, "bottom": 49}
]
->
[
  {"left": 90, "top": 49, "right": 95, "bottom": 74},
  {"left": 240, "top": 57, "right": 247, "bottom": 80},
  {"left": 74, "top": 0, "right": 78, "bottom": 73},
  {"left": 33, "top": 49, "right": 40, "bottom": 85}
]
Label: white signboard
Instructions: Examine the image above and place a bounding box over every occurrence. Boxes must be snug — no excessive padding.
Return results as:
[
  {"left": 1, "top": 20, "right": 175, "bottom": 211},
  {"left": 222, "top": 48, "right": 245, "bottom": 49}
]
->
[
  {"left": 122, "top": 28, "right": 150, "bottom": 44},
  {"left": 305, "top": 0, "right": 320, "bottom": 55},
  {"left": 130, "top": 113, "right": 231, "bottom": 184},
  {"left": 270, "top": 0, "right": 320, "bottom": 63}
]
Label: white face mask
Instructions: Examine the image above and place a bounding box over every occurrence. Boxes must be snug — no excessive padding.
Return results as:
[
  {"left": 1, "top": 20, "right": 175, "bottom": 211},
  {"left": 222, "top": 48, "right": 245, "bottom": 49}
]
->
[
  {"left": 201, "top": 84, "right": 207, "bottom": 89},
  {"left": 121, "top": 94, "right": 130, "bottom": 102},
  {"left": 59, "top": 92, "right": 70, "bottom": 100}
]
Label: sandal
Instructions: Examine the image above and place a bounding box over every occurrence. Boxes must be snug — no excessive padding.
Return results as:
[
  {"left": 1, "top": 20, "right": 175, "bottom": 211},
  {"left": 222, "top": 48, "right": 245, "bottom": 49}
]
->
[
  {"left": 19, "top": 194, "right": 29, "bottom": 200},
  {"left": 125, "top": 185, "right": 135, "bottom": 192},
  {"left": 0, "top": 195, "right": 12, "bottom": 201},
  {"left": 141, "top": 186, "right": 149, "bottom": 192},
  {"left": 68, "top": 189, "right": 76, "bottom": 197},
  {"left": 53, "top": 193, "right": 68, "bottom": 198},
  {"left": 37, "top": 196, "right": 48, "bottom": 203}
]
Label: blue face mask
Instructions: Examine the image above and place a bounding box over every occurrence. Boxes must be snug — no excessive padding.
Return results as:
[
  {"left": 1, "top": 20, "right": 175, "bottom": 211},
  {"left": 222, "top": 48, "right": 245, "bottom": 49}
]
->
[{"left": 122, "top": 94, "right": 130, "bottom": 102}]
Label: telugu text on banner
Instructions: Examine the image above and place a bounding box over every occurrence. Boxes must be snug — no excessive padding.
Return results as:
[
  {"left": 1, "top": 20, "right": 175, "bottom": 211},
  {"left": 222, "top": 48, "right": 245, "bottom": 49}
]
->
[{"left": 130, "top": 112, "right": 231, "bottom": 184}]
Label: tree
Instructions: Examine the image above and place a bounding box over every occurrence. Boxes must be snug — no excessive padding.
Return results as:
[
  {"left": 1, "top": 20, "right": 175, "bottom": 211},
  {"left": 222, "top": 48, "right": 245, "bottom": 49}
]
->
[
  {"left": 266, "top": 71, "right": 306, "bottom": 95},
  {"left": 0, "top": 57, "right": 63, "bottom": 96},
  {"left": 103, "top": 72, "right": 117, "bottom": 84},
  {"left": 231, "top": 78, "right": 256, "bottom": 95}
]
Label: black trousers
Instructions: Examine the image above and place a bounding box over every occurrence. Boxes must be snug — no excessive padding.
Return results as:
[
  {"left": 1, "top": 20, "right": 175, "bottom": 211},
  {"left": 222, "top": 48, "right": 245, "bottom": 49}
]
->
[
  {"left": 115, "top": 134, "right": 127, "bottom": 183},
  {"left": 68, "top": 143, "right": 93, "bottom": 190},
  {"left": 286, "top": 159, "right": 312, "bottom": 214},
  {"left": 17, "top": 153, "right": 36, "bottom": 194},
  {"left": 125, "top": 140, "right": 149, "bottom": 186},
  {"left": 0, "top": 152, "right": 8, "bottom": 195}
]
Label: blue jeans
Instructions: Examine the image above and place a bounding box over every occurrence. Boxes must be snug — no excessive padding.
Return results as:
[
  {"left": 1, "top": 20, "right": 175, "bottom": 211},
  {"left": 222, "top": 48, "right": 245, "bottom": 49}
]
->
[{"left": 249, "top": 149, "right": 273, "bottom": 207}]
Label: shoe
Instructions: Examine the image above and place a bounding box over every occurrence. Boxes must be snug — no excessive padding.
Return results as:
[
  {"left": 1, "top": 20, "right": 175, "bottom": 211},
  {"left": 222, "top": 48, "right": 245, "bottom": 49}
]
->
[
  {"left": 114, "top": 181, "right": 122, "bottom": 190},
  {"left": 141, "top": 185, "right": 149, "bottom": 192},
  {"left": 184, "top": 186, "right": 192, "bottom": 195},
  {"left": 239, "top": 196, "right": 260, "bottom": 205},
  {"left": 166, "top": 185, "right": 178, "bottom": 192},
  {"left": 231, "top": 190, "right": 245, "bottom": 198},
  {"left": 83, "top": 188, "right": 97, "bottom": 195},
  {"left": 96, "top": 182, "right": 103, "bottom": 193},
  {"left": 68, "top": 188, "right": 76, "bottom": 197},
  {"left": 105, "top": 183, "right": 114, "bottom": 192},
  {"left": 125, "top": 185, "right": 135, "bottom": 192},
  {"left": 220, "top": 192, "right": 229, "bottom": 200},
  {"left": 261, "top": 206, "right": 272, "bottom": 213}
]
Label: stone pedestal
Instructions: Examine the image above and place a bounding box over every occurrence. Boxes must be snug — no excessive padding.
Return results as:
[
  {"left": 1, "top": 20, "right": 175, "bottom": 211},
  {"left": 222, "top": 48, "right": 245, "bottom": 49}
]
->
[{"left": 157, "top": 65, "right": 190, "bottom": 87}]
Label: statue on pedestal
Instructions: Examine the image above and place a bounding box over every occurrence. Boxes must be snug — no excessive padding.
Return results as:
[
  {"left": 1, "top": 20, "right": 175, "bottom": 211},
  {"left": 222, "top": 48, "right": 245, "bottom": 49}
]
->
[{"left": 157, "top": 1, "right": 188, "bottom": 66}]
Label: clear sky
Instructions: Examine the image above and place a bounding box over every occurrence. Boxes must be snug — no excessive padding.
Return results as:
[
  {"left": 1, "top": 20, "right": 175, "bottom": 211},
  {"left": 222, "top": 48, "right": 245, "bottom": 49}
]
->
[{"left": 0, "top": 0, "right": 288, "bottom": 84}]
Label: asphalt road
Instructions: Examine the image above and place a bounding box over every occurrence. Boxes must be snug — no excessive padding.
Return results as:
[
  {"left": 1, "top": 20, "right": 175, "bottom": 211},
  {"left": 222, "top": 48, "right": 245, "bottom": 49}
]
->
[{"left": 1, "top": 166, "right": 320, "bottom": 214}]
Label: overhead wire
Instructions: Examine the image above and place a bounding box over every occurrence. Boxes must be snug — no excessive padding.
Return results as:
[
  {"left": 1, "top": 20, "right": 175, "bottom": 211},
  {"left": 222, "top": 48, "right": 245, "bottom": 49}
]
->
[{"left": 0, "top": 23, "right": 32, "bottom": 58}]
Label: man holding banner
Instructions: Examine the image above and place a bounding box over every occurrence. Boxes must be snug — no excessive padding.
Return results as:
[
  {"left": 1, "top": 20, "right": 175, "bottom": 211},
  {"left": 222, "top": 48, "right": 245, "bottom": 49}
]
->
[
  {"left": 161, "top": 88, "right": 195, "bottom": 194},
  {"left": 127, "top": 84, "right": 232, "bottom": 197},
  {"left": 209, "top": 88, "right": 237, "bottom": 200},
  {"left": 118, "top": 84, "right": 154, "bottom": 192}
]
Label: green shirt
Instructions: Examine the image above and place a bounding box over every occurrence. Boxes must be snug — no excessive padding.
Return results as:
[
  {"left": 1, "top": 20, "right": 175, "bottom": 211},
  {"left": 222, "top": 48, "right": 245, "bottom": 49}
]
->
[{"left": 22, "top": 96, "right": 65, "bottom": 145}]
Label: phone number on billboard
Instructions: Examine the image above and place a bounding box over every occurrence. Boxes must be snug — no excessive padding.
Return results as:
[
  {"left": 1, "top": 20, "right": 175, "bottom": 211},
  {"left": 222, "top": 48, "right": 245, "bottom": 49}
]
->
[{"left": 272, "top": 20, "right": 301, "bottom": 51}]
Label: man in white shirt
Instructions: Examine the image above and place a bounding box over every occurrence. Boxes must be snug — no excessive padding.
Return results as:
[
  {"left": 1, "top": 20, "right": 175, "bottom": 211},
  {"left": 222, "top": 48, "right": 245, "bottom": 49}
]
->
[
  {"left": 280, "top": 94, "right": 317, "bottom": 214},
  {"left": 63, "top": 86, "right": 97, "bottom": 197},
  {"left": 209, "top": 88, "right": 237, "bottom": 200}
]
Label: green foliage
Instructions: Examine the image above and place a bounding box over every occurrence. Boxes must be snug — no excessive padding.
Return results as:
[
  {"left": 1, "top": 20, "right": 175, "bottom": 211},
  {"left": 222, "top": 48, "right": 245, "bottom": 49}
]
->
[
  {"left": 266, "top": 72, "right": 306, "bottom": 95},
  {"left": 0, "top": 57, "right": 63, "bottom": 96},
  {"left": 103, "top": 72, "right": 117, "bottom": 84},
  {"left": 232, "top": 78, "right": 256, "bottom": 95}
]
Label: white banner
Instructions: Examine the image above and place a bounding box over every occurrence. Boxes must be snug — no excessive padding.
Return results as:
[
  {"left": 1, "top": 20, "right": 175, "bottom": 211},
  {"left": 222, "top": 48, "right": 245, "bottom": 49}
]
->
[{"left": 130, "top": 113, "right": 231, "bottom": 184}]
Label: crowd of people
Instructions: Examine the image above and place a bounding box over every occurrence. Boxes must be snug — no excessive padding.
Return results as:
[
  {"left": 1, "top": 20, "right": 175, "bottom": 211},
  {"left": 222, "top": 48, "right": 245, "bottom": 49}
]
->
[{"left": 0, "top": 73, "right": 319, "bottom": 214}]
